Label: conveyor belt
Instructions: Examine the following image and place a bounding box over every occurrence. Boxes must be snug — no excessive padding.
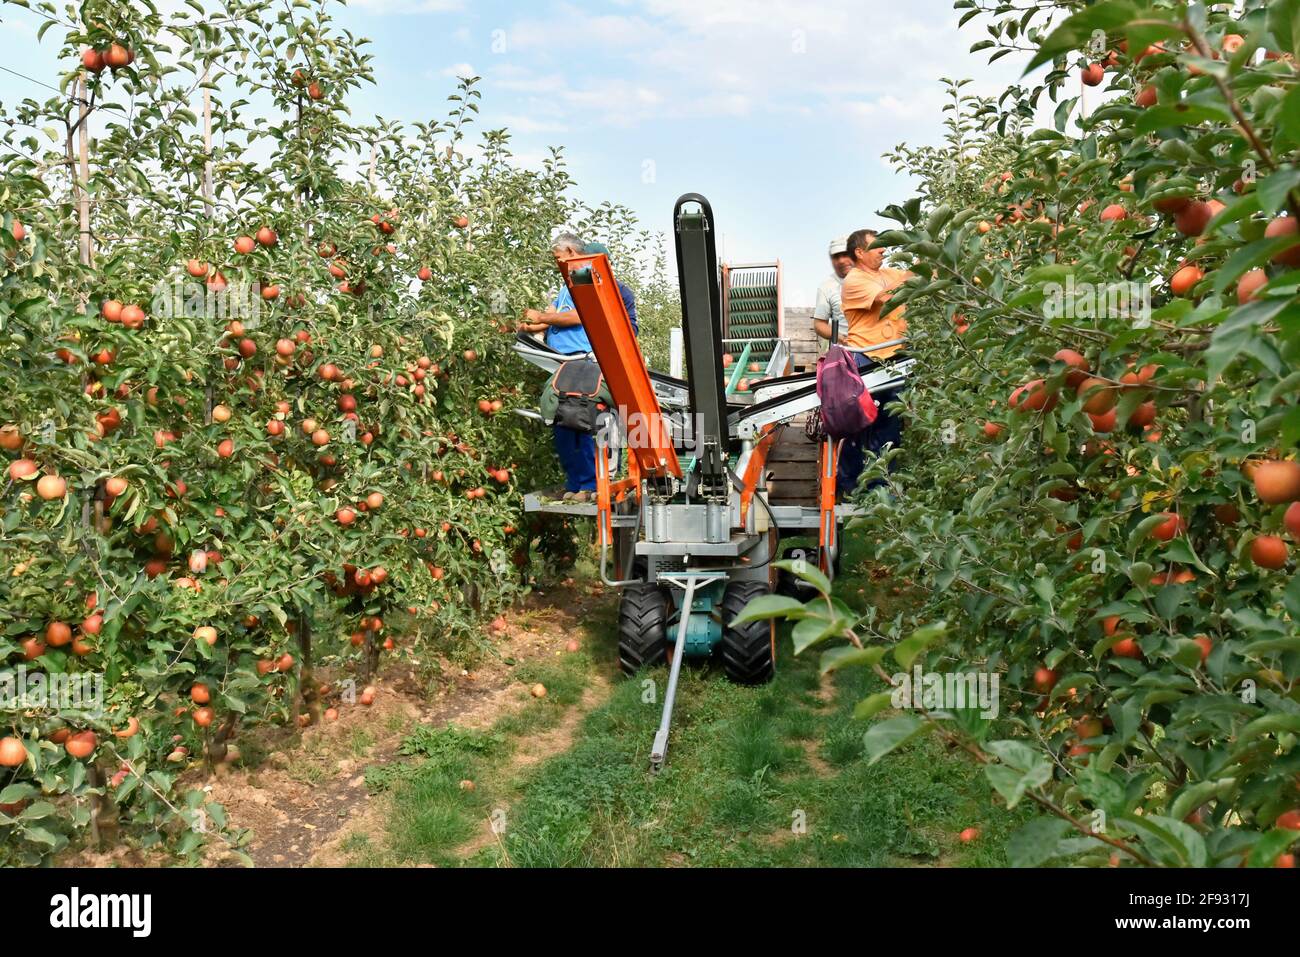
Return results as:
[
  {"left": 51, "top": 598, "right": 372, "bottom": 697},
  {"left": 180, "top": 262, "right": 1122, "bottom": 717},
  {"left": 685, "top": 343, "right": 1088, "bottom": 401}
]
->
[{"left": 723, "top": 264, "right": 780, "bottom": 362}]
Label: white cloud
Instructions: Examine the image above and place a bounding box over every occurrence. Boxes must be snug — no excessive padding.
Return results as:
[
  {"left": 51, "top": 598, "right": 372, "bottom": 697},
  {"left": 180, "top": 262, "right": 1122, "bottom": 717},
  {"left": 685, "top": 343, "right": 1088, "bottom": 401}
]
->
[
  {"left": 494, "top": 70, "right": 570, "bottom": 96},
  {"left": 0, "top": 16, "right": 36, "bottom": 37},
  {"left": 346, "top": 0, "right": 463, "bottom": 12},
  {"left": 466, "top": 0, "right": 1036, "bottom": 138},
  {"left": 492, "top": 114, "right": 569, "bottom": 134},
  {"left": 442, "top": 62, "right": 477, "bottom": 78},
  {"left": 506, "top": 8, "right": 660, "bottom": 51}
]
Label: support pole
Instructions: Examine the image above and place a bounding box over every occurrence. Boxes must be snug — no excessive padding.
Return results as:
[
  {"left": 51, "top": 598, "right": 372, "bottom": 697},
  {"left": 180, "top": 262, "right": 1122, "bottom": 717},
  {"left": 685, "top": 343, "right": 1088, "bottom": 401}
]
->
[
  {"left": 202, "top": 65, "right": 214, "bottom": 217},
  {"left": 77, "top": 75, "right": 93, "bottom": 271},
  {"left": 650, "top": 573, "right": 724, "bottom": 771},
  {"left": 650, "top": 577, "right": 694, "bottom": 772}
]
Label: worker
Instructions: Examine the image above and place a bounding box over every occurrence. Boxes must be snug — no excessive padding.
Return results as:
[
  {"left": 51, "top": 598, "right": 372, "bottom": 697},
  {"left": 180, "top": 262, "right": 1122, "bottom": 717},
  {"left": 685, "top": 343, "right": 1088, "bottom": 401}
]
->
[
  {"left": 520, "top": 234, "right": 638, "bottom": 501},
  {"left": 822, "top": 227, "right": 914, "bottom": 495},
  {"left": 811, "top": 235, "right": 852, "bottom": 342}
]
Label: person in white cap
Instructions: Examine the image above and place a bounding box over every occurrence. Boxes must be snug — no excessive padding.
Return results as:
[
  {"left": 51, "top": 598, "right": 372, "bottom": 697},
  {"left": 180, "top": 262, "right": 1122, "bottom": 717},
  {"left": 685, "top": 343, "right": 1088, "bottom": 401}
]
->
[{"left": 812, "top": 236, "right": 852, "bottom": 342}]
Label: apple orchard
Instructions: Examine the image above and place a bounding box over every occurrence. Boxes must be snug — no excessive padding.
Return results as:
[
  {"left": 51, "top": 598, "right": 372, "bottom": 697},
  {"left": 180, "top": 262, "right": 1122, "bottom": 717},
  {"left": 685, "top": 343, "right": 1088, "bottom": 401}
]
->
[
  {"left": 0, "top": 0, "right": 673, "bottom": 863},
  {"left": 757, "top": 0, "right": 1300, "bottom": 867},
  {"left": 5, "top": 0, "right": 1300, "bottom": 870}
]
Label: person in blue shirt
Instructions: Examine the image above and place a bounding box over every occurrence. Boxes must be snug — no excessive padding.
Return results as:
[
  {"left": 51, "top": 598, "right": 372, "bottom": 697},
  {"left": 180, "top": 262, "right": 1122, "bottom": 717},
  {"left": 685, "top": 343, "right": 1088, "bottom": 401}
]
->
[{"left": 521, "top": 234, "right": 638, "bottom": 501}]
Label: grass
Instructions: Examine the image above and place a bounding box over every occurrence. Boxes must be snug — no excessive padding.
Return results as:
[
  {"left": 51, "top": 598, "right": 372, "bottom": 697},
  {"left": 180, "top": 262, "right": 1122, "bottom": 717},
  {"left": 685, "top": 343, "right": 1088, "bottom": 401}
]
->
[
  {"left": 346, "top": 728, "right": 375, "bottom": 758},
  {"left": 285, "top": 753, "right": 329, "bottom": 786},
  {"left": 484, "top": 634, "right": 1025, "bottom": 867},
  {"left": 361, "top": 536, "right": 1027, "bottom": 867},
  {"left": 355, "top": 626, "right": 602, "bottom": 866}
]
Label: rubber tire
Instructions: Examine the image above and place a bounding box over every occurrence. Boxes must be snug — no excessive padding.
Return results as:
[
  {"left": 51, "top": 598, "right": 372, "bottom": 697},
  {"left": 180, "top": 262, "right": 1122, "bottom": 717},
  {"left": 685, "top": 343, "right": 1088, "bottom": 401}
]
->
[
  {"left": 774, "top": 541, "right": 840, "bottom": 596},
  {"left": 718, "top": 580, "right": 776, "bottom": 685},
  {"left": 618, "top": 582, "right": 670, "bottom": 676}
]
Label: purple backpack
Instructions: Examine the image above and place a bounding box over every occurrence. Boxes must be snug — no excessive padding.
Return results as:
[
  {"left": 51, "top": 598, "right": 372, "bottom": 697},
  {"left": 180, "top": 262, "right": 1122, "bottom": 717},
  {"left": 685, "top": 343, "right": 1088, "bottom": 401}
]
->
[{"left": 816, "top": 345, "right": 879, "bottom": 439}]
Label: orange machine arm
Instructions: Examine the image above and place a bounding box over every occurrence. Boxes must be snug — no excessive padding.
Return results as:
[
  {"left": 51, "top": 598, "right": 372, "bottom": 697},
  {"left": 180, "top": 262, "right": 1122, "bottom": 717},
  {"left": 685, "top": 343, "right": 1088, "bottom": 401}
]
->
[{"left": 557, "top": 253, "right": 681, "bottom": 480}]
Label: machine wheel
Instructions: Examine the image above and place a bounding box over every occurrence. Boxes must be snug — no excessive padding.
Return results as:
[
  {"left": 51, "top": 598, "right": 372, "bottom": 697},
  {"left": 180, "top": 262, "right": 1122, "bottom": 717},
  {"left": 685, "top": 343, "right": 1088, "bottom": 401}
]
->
[
  {"left": 718, "top": 580, "right": 776, "bottom": 685},
  {"left": 774, "top": 540, "right": 840, "bottom": 596},
  {"left": 618, "top": 582, "right": 670, "bottom": 676}
]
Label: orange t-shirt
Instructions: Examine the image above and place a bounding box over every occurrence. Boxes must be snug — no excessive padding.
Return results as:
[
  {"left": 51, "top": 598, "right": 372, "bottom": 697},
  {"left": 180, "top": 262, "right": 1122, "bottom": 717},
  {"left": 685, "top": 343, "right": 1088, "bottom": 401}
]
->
[{"left": 839, "top": 266, "right": 912, "bottom": 358}]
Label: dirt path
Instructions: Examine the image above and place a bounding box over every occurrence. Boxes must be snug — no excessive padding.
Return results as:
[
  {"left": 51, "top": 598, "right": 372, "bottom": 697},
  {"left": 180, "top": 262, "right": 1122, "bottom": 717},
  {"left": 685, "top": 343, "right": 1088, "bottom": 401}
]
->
[
  {"left": 200, "top": 584, "right": 616, "bottom": 867},
  {"left": 445, "top": 676, "right": 610, "bottom": 864},
  {"left": 800, "top": 669, "right": 837, "bottom": 778}
]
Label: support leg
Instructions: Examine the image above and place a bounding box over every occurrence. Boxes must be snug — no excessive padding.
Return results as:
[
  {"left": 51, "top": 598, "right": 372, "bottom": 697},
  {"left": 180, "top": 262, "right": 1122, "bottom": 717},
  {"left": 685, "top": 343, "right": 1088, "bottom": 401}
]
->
[{"left": 650, "top": 577, "right": 696, "bottom": 772}]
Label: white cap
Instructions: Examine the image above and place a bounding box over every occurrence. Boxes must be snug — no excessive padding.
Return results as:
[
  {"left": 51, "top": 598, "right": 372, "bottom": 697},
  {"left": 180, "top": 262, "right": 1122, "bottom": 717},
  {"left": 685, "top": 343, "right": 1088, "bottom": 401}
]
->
[{"left": 828, "top": 236, "right": 849, "bottom": 255}]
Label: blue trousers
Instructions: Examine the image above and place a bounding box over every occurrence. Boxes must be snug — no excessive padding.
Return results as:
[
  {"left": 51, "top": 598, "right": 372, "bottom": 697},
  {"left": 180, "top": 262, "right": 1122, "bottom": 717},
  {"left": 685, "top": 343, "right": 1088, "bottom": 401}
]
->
[
  {"left": 836, "top": 356, "right": 905, "bottom": 496},
  {"left": 554, "top": 426, "right": 597, "bottom": 492}
]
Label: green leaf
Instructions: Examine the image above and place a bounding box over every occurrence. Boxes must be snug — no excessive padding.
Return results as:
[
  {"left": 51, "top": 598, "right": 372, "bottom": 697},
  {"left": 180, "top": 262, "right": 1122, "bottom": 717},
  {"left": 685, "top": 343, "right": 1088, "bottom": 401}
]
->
[
  {"left": 1134, "top": 103, "right": 1232, "bottom": 134},
  {"left": 1268, "top": 0, "right": 1300, "bottom": 60},
  {"left": 892, "top": 620, "right": 947, "bottom": 669},
  {"left": 1241, "top": 636, "right": 1300, "bottom": 656},
  {"left": 1237, "top": 712, "right": 1300, "bottom": 746},
  {"left": 1169, "top": 778, "right": 1234, "bottom": 824},
  {"left": 773, "top": 558, "right": 830, "bottom": 597},
  {"left": 1278, "top": 85, "right": 1300, "bottom": 146},
  {"left": 1256, "top": 166, "right": 1300, "bottom": 217},
  {"left": 1248, "top": 828, "right": 1300, "bottom": 868},
  {"left": 18, "top": 800, "right": 57, "bottom": 820},
  {"left": 1024, "top": 2, "right": 1142, "bottom": 73},
  {"left": 852, "top": 691, "right": 895, "bottom": 720},
  {"left": 820, "top": 644, "right": 885, "bottom": 675},
  {"left": 1127, "top": 516, "right": 1166, "bottom": 554},
  {"left": 983, "top": 739, "right": 1053, "bottom": 808},
  {"left": 1163, "top": 636, "right": 1200, "bottom": 667},
  {"left": 925, "top": 203, "right": 953, "bottom": 236},
  {"left": 1159, "top": 537, "right": 1213, "bottom": 576},
  {"left": 791, "top": 613, "right": 843, "bottom": 655},
  {"left": 1031, "top": 577, "right": 1055, "bottom": 604},
  {"left": 862, "top": 714, "right": 928, "bottom": 765},
  {"left": 1049, "top": 673, "right": 1097, "bottom": 701},
  {"left": 1006, "top": 817, "right": 1072, "bottom": 867},
  {"left": 1205, "top": 296, "right": 1295, "bottom": 381},
  {"left": 1077, "top": 766, "right": 1126, "bottom": 815},
  {"left": 0, "top": 783, "right": 38, "bottom": 805},
  {"left": 728, "top": 594, "right": 807, "bottom": 627},
  {"left": 19, "top": 825, "right": 63, "bottom": 847},
  {"left": 1213, "top": 236, "right": 1299, "bottom": 294},
  {"left": 1119, "top": 813, "right": 1207, "bottom": 867}
]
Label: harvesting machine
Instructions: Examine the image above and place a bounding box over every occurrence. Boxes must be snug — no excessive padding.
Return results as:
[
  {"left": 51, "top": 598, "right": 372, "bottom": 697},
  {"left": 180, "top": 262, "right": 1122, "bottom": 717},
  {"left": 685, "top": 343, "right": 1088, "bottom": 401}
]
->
[{"left": 515, "top": 194, "right": 911, "bottom": 768}]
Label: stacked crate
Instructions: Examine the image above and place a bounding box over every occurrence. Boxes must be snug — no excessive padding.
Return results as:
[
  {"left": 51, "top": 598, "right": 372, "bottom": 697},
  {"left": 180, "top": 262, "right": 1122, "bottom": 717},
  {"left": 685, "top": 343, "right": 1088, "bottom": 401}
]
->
[{"left": 784, "top": 306, "right": 823, "bottom": 374}]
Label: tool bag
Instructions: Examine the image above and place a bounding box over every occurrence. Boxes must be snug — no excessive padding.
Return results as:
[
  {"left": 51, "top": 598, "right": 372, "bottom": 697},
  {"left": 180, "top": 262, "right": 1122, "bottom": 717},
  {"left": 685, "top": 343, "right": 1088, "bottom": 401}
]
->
[
  {"left": 540, "top": 359, "right": 611, "bottom": 433},
  {"left": 815, "top": 345, "right": 878, "bottom": 440}
]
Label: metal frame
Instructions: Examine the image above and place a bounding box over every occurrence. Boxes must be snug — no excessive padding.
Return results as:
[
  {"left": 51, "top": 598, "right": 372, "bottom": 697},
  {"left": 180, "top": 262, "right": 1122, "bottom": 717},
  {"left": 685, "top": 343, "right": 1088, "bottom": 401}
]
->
[{"left": 651, "top": 572, "right": 726, "bottom": 771}]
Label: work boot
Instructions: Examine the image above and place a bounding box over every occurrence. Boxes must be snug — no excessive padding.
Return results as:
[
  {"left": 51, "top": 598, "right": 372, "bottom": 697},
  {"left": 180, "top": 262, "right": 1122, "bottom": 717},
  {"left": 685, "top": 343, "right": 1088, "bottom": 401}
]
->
[{"left": 571, "top": 490, "right": 592, "bottom": 503}]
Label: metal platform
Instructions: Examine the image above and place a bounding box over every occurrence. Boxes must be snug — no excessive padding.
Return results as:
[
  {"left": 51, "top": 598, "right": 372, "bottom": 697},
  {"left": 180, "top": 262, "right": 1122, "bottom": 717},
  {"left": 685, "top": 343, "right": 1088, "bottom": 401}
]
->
[
  {"left": 636, "top": 532, "right": 760, "bottom": 557},
  {"left": 523, "top": 488, "right": 859, "bottom": 529},
  {"left": 523, "top": 489, "right": 638, "bottom": 523}
]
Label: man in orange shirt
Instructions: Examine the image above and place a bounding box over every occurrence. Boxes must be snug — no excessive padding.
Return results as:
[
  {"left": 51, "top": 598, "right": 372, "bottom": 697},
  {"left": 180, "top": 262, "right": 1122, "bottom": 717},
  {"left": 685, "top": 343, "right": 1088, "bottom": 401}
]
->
[
  {"left": 832, "top": 229, "right": 912, "bottom": 356},
  {"left": 818, "top": 228, "right": 913, "bottom": 495}
]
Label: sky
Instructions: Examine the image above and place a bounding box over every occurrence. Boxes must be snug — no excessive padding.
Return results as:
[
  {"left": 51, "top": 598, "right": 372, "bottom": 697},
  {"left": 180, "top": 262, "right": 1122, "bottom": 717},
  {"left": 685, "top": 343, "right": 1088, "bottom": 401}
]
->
[{"left": 0, "top": 0, "right": 1044, "bottom": 305}]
